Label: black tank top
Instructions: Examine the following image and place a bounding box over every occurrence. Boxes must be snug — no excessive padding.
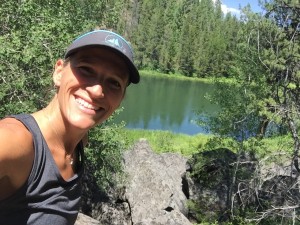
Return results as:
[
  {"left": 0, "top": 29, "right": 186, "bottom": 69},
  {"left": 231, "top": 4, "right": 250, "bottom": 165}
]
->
[{"left": 0, "top": 114, "right": 84, "bottom": 225}]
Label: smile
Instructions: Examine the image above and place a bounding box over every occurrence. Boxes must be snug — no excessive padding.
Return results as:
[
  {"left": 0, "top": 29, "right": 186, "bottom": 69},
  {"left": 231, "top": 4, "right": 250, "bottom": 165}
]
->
[{"left": 75, "top": 98, "right": 100, "bottom": 111}]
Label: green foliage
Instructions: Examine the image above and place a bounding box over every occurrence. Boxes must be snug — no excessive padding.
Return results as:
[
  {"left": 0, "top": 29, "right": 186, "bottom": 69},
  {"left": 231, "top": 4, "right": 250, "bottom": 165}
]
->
[
  {"left": 0, "top": 0, "right": 106, "bottom": 117},
  {"left": 190, "top": 147, "right": 238, "bottom": 189},
  {"left": 187, "top": 199, "right": 219, "bottom": 224},
  {"left": 140, "top": 70, "right": 213, "bottom": 83},
  {"left": 2, "top": 0, "right": 299, "bottom": 223},
  {"left": 132, "top": 0, "right": 240, "bottom": 78},
  {"left": 199, "top": 12, "right": 300, "bottom": 219},
  {"left": 188, "top": 134, "right": 298, "bottom": 224},
  {"left": 200, "top": 1, "right": 300, "bottom": 146},
  {"left": 84, "top": 118, "right": 126, "bottom": 190}
]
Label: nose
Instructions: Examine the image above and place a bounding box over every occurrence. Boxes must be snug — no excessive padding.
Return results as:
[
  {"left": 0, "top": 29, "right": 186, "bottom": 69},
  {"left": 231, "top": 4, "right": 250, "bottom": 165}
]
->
[{"left": 86, "top": 83, "right": 105, "bottom": 98}]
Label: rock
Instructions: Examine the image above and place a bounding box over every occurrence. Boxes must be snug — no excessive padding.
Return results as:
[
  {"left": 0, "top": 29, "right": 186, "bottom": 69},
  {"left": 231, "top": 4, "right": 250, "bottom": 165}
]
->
[
  {"left": 79, "top": 139, "right": 192, "bottom": 225},
  {"left": 75, "top": 213, "right": 101, "bottom": 225},
  {"left": 78, "top": 139, "right": 300, "bottom": 224},
  {"left": 123, "top": 139, "right": 192, "bottom": 225},
  {"left": 93, "top": 201, "right": 131, "bottom": 225},
  {"left": 135, "top": 210, "right": 192, "bottom": 225},
  {"left": 80, "top": 158, "right": 132, "bottom": 225}
]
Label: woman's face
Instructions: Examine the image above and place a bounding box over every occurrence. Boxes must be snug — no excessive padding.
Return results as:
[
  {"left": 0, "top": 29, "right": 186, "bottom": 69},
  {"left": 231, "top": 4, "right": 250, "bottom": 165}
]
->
[{"left": 53, "top": 47, "right": 129, "bottom": 130}]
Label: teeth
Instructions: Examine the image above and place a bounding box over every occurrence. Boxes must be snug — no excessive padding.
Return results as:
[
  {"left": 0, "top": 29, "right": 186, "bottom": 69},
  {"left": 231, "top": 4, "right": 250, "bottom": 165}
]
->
[{"left": 76, "top": 98, "right": 100, "bottom": 110}]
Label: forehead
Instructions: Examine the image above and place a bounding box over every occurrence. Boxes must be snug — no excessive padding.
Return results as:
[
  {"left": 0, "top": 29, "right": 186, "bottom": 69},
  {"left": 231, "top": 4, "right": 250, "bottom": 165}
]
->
[
  {"left": 73, "top": 47, "right": 127, "bottom": 65},
  {"left": 71, "top": 47, "right": 130, "bottom": 80}
]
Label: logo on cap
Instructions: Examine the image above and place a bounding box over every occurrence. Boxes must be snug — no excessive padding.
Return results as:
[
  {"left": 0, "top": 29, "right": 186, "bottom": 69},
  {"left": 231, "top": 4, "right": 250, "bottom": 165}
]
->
[{"left": 105, "top": 35, "right": 124, "bottom": 51}]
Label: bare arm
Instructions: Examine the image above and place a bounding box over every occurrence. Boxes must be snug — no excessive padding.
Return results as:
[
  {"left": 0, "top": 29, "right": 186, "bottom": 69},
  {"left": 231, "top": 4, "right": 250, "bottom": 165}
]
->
[{"left": 0, "top": 118, "right": 34, "bottom": 200}]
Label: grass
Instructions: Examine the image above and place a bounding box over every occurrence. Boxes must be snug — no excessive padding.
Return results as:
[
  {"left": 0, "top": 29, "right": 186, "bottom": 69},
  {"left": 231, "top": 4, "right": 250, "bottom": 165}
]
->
[
  {"left": 119, "top": 127, "right": 294, "bottom": 161},
  {"left": 120, "top": 128, "right": 212, "bottom": 157},
  {"left": 139, "top": 70, "right": 214, "bottom": 84},
  {"left": 139, "top": 69, "right": 238, "bottom": 85}
]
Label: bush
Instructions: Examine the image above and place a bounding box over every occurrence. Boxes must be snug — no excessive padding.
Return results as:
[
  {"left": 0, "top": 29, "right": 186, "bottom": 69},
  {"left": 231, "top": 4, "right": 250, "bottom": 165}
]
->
[{"left": 84, "top": 110, "right": 127, "bottom": 191}]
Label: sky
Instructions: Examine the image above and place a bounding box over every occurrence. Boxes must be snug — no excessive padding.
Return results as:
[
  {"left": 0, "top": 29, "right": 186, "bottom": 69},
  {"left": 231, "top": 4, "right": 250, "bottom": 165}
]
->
[{"left": 219, "top": 0, "right": 262, "bottom": 16}]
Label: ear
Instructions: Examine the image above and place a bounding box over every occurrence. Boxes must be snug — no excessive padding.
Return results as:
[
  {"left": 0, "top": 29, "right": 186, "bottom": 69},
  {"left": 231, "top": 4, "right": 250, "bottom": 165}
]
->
[{"left": 53, "top": 59, "right": 64, "bottom": 87}]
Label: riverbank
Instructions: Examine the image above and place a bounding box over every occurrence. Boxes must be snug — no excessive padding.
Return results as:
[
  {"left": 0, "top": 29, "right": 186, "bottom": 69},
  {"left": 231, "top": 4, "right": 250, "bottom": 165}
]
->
[
  {"left": 140, "top": 70, "right": 213, "bottom": 83},
  {"left": 139, "top": 70, "right": 235, "bottom": 85},
  {"left": 120, "top": 128, "right": 212, "bottom": 156},
  {"left": 119, "top": 127, "right": 294, "bottom": 159}
]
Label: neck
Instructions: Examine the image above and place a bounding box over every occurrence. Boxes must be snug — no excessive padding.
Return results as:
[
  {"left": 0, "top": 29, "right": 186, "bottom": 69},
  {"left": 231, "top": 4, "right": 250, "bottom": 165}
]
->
[{"left": 32, "top": 98, "right": 86, "bottom": 155}]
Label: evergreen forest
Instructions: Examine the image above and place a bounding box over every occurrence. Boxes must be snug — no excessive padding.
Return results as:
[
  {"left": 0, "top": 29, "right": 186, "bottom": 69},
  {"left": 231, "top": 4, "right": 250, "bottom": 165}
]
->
[{"left": 0, "top": 0, "right": 300, "bottom": 224}]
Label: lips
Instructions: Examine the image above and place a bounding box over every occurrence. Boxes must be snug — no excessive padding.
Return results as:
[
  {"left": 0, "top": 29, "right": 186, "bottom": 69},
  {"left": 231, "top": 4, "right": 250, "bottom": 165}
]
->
[{"left": 75, "top": 97, "right": 100, "bottom": 111}]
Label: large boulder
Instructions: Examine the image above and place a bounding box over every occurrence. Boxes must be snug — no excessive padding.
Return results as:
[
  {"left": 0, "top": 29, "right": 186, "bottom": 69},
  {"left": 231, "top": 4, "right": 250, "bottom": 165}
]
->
[
  {"left": 123, "top": 139, "right": 191, "bottom": 225},
  {"left": 79, "top": 139, "right": 192, "bottom": 225}
]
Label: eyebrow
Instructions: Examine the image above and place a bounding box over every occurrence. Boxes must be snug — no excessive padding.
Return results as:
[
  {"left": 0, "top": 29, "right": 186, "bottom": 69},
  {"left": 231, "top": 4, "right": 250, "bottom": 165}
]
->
[{"left": 75, "top": 56, "right": 102, "bottom": 64}]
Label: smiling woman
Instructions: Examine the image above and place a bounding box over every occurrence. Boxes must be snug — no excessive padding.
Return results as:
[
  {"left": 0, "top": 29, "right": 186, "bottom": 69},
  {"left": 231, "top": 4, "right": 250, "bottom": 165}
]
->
[
  {"left": 0, "top": 30, "right": 140, "bottom": 225},
  {"left": 53, "top": 47, "right": 130, "bottom": 130}
]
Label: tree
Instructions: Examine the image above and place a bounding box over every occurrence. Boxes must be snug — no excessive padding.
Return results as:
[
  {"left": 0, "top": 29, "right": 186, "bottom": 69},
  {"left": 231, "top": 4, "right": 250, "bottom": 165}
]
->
[
  {"left": 158, "top": 1, "right": 183, "bottom": 73},
  {"left": 261, "top": 0, "right": 300, "bottom": 172},
  {"left": 131, "top": 0, "right": 240, "bottom": 78},
  {"left": 132, "top": 0, "right": 167, "bottom": 70},
  {"left": 197, "top": 1, "right": 300, "bottom": 223}
]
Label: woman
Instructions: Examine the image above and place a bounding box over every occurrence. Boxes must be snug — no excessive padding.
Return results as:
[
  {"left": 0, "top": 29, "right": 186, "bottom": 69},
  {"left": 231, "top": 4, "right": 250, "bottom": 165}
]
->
[{"left": 0, "top": 30, "right": 140, "bottom": 225}]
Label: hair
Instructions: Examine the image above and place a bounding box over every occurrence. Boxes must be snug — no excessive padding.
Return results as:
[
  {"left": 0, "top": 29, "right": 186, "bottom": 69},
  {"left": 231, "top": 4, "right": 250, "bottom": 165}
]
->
[{"left": 63, "top": 57, "right": 71, "bottom": 67}]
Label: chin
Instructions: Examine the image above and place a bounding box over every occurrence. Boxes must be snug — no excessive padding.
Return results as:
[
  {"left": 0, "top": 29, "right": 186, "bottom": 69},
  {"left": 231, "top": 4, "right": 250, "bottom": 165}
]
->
[
  {"left": 67, "top": 116, "right": 94, "bottom": 130},
  {"left": 70, "top": 115, "right": 108, "bottom": 130}
]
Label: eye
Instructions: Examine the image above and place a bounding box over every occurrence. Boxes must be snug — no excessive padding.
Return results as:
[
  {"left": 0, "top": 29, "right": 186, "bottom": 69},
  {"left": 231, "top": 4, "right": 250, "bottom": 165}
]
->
[
  {"left": 77, "top": 66, "right": 94, "bottom": 77},
  {"left": 107, "top": 78, "right": 122, "bottom": 90}
]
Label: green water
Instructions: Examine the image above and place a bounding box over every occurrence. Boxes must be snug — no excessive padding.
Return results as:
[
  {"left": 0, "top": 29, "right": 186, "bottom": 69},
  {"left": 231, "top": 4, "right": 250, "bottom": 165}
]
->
[{"left": 112, "top": 76, "right": 218, "bottom": 135}]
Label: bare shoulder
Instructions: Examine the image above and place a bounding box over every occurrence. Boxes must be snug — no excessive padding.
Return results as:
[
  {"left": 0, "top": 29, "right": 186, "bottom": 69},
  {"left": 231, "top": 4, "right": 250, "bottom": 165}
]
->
[
  {"left": 0, "top": 117, "right": 33, "bottom": 156},
  {"left": 0, "top": 117, "right": 34, "bottom": 199}
]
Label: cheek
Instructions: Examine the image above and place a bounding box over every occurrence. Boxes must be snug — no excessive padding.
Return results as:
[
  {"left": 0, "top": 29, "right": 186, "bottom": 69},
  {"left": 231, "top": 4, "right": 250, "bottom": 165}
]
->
[
  {"left": 110, "top": 99, "right": 122, "bottom": 111},
  {"left": 106, "top": 88, "right": 125, "bottom": 104},
  {"left": 107, "top": 96, "right": 124, "bottom": 113},
  {"left": 59, "top": 75, "right": 80, "bottom": 93},
  {"left": 114, "top": 93, "right": 125, "bottom": 106},
  {"left": 56, "top": 79, "right": 76, "bottom": 108}
]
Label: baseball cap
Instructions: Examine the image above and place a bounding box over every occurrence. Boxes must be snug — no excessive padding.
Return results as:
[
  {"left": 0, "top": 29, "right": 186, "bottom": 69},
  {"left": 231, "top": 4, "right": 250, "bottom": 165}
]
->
[{"left": 65, "top": 30, "right": 140, "bottom": 84}]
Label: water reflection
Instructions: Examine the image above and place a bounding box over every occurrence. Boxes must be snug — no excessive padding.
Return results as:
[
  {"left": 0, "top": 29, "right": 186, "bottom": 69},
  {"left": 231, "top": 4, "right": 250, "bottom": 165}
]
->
[{"left": 112, "top": 75, "right": 218, "bottom": 135}]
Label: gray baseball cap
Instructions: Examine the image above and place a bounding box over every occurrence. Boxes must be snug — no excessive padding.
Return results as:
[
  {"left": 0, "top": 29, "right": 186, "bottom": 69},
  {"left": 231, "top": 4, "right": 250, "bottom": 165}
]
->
[{"left": 65, "top": 30, "right": 140, "bottom": 84}]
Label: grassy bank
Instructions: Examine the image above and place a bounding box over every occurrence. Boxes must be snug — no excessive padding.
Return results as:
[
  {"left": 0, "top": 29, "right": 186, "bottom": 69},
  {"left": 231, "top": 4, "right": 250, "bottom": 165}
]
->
[
  {"left": 119, "top": 128, "right": 212, "bottom": 157},
  {"left": 139, "top": 70, "right": 213, "bottom": 83},
  {"left": 119, "top": 127, "right": 294, "bottom": 159},
  {"left": 139, "top": 69, "right": 234, "bottom": 84}
]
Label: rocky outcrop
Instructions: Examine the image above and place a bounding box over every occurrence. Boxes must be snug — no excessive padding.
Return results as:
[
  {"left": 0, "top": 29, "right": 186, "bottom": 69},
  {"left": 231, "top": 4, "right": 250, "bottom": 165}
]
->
[
  {"left": 79, "top": 139, "right": 191, "bottom": 225},
  {"left": 123, "top": 139, "right": 191, "bottom": 225},
  {"left": 78, "top": 139, "right": 300, "bottom": 224}
]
